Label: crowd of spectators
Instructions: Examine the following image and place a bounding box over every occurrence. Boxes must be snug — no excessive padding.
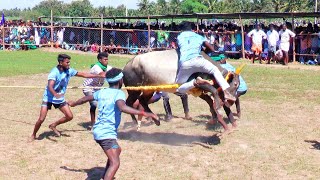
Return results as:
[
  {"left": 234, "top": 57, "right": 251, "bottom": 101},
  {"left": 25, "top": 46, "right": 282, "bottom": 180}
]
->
[{"left": 1, "top": 18, "right": 319, "bottom": 65}]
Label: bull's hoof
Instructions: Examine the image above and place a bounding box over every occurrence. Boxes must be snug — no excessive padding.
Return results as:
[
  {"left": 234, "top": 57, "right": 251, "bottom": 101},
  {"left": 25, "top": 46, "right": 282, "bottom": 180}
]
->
[
  {"left": 164, "top": 115, "right": 173, "bottom": 121},
  {"left": 153, "top": 119, "right": 161, "bottom": 126}
]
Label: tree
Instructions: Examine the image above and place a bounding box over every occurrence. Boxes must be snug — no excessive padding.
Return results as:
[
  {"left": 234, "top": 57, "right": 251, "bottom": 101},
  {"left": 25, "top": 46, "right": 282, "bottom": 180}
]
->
[
  {"left": 137, "top": 0, "right": 151, "bottom": 15},
  {"left": 33, "top": 0, "right": 66, "bottom": 17},
  {"left": 65, "top": 0, "right": 94, "bottom": 17},
  {"left": 169, "top": 0, "right": 181, "bottom": 14},
  {"left": 155, "top": 0, "right": 167, "bottom": 15},
  {"left": 181, "top": 0, "right": 208, "bottom": 13}
]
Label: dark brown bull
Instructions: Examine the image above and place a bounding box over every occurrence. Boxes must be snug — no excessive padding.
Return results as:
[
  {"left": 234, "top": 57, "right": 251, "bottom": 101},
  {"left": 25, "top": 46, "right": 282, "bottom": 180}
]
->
[{"left": 123, "top": 49, "right": 240, "bottom": 136}]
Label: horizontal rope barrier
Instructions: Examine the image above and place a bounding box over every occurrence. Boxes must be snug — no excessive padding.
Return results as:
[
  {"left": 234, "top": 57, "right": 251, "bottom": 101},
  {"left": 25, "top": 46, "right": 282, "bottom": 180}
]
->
[{"left": 0, "top": 84, "right": 180, "bottom": 91}]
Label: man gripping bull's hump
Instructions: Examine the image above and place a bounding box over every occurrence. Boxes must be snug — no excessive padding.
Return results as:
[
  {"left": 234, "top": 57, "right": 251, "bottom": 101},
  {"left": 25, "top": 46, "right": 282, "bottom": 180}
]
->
[{"left": 175, "top": 21, "right": 236, "bottom": 103}]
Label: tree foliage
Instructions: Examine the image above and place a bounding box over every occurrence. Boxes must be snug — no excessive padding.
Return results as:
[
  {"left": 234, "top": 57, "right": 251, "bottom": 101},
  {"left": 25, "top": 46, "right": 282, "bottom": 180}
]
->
[{"left": 1, "top": 0, "right": 318, "bottom": 19}]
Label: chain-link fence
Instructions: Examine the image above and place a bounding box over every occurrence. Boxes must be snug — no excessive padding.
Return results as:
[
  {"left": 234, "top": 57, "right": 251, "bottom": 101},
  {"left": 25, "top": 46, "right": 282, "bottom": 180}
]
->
[{"left": 1, "top": 16, "right": 319, "bottom": 64}]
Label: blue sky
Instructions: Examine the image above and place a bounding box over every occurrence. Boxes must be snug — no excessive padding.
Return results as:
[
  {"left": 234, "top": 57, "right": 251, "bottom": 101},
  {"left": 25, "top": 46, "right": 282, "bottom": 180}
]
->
[{"left": 0, "top": 0, "right": 155, "bottom": 10}]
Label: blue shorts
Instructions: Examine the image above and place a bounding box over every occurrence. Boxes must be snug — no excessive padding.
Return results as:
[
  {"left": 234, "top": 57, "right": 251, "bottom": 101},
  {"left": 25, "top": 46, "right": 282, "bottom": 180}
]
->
[
  {"left": 95, "top": 139, "right": 119, "bottom": 151},
  {"left": 42, "top": 101, "right": 67, "bottom": 110}
]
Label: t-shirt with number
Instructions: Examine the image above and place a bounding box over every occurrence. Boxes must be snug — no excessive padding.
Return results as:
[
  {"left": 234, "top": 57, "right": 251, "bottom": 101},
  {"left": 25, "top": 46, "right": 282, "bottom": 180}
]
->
[
  {"left": 177, "top": 31, "right": 206, "bottom": 63},
  {"left": 92, "top": 88, "right": 126, "bottom": 140},
  {"left": 42, "top": 67, "right": 78, "bottom": 104}
]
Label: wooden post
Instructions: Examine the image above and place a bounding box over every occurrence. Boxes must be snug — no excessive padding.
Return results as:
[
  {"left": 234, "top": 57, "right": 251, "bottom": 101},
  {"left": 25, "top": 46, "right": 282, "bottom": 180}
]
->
[
  {"left": 239, "top": 15, "right": 245, "bottom": 59},
  {"left": 82, "top": 18, "right": 85, "bottom": 45},
  {"left": 148, "top": 16, "right": 151, "bottom": 52},
  {"left": 196, "top": 16, "right": 199, "bottom": 32},
  {"left": 292, "top": 13, "right": 296, "bottom": 63},
  {"left": 100, "top": 14, "right": 103, "bottom": 52},
  {"left": 50, "top": 10, "right": 53, "bottom": 48}
]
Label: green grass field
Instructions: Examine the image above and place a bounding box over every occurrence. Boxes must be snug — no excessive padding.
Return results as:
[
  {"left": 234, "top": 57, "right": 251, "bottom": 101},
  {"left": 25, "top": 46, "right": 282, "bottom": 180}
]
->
[
  {"left": 0, "top": 49, "right": 319, "bottom": 179},
  {"left": 0, "top": 49, "right": 130, "bottom": 77}
]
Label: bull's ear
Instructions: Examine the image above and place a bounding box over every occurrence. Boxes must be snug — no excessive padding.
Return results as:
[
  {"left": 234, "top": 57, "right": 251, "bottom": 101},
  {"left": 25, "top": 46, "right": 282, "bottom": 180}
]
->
[{"left": 235, "top": 63, "right": 246, "bottom": 75}]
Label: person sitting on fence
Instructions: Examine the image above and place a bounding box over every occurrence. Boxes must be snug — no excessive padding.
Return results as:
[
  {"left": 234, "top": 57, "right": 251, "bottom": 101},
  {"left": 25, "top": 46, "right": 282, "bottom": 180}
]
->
[
  {"left": 116, "top": 44, "right": 125, "bottom": 54},
  {"left": 91, "top": 43, "right": 99, "bottom": 53},
  {"left": 128, "top": 43, "right": 138, "bottom": 55},
  {"left": 9, "top": 36, "right": 21, "bottom": 51},
  {"left": 107, "top": 42, "right": 117, "bottom": 54},
  {"left": 157, "top": 26, "right": 169, "bottom": 48}
]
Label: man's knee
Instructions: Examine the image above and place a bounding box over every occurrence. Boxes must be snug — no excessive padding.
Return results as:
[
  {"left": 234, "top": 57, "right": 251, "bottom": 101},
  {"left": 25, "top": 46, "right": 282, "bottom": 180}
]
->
[{"left": 66, "top": 114, "right": 73, "bottom": 121}]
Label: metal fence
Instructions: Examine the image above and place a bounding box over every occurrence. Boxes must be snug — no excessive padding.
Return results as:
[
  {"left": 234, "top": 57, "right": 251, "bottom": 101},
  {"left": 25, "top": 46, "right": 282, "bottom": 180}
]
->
[{"left": 1, "top": 23, "right": 319, "bottom": 64}]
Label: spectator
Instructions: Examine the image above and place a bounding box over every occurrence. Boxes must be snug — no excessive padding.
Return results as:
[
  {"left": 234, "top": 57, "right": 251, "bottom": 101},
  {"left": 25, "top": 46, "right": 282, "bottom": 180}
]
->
[
  {"left": 247, "top": 24, "right": 267, "bottom": 63},
  {"left": 266, "top": 24, "right": 279, "bottom": 64},
  {"left": 279, "top": 24, "right": 296, "bottom": 65}
]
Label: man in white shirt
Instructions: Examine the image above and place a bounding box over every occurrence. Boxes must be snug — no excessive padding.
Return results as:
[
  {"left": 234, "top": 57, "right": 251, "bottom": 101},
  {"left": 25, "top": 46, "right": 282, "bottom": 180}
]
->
[
  {"left": 247, "top": 24, "right": 267, "bottom": 63},
  {"left": 279, "top": 24, "right": 295, "bottom": 65},
  {"left": 82, "top": 52, "right": 112, "bottom": 129},
  {"left": 57, "top": 27, "right": 65, "bottom": 46},
  {"left": 266, "top": 24, "right": 279, "bottom": 64}
]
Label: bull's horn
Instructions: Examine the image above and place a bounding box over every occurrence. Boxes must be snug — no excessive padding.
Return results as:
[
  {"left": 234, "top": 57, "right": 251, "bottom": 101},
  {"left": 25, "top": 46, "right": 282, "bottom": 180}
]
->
[
  {"left": 225, "top": 72, "right": 231, "bottom": 81},
  {"left": 235, "top": 63, "right": 246, "bottom": 75}
]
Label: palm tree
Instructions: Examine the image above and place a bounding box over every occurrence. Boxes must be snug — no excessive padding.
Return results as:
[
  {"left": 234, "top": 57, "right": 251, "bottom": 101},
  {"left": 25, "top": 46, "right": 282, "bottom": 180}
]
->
[
  {"left": 137, "top": 0, "right": 151, "bottom": 15},
  {"left": 169, "top": 0, "right": 181, "bottom": 14},
  {"left": 156, "top": 0, "right": 167, "bottom": 15}
]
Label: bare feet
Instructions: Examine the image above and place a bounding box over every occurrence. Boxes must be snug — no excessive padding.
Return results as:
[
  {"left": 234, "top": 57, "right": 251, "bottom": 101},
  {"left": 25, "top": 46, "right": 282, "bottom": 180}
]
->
[
  {"left": 194, "top": 77, "right": 213, "bottom": 86},
  {"left": 217, "top": 128, "right": 233, "bottom": 139},
  {"left": 207, "top": 119, "right": 216, "bottom": 125},
  {"left": 184, "top": 113, "right": 192, "bottom": 120},
  {"left": 231, "top": 122, "right": 238, "bottom": 129},
  {"left": 28, "top": 135, "right": 36, "bottom": 142},
  {"left": 49, "top": 124, "right": 61, "bottom": 137},
  {"left": 137, "top": 120, "right": 141, "bottom": 131}
]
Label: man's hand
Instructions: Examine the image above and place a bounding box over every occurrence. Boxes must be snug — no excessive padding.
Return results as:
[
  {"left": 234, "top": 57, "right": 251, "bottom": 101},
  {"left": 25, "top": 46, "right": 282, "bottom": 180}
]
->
[
  {"left": 54, "top": 93, "right": 64, "bottom": 99},
  {"left": 67, "top": 100, "right": 76, "bottom": 107},
  {"left": 144, "top": 112, "right": 159, "bottom": 120}
]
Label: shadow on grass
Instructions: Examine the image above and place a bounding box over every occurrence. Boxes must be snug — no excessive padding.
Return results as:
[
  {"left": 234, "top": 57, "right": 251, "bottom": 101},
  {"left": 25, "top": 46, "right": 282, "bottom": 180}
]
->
[
  {"left": 118, "top": 130, "right": 220, "bottom": 146},
  {"left": 78, "top": 122, "right": 91, "bottom": 130},
  {"left": 194, "top": 114, "right": 232, "bottom": 131},
  {"left": 37, "top": 129, "right": 87, "bottom": 142},
  {"left": 60, "top": 166, "right": 104, "bottom": 180},
  {"left": 305, "top": 140, "right": 320, "bottom": 150}
]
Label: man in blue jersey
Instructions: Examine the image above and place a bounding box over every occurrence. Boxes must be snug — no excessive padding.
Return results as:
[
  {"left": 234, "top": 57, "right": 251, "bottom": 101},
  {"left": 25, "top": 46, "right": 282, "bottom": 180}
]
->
[
  {"left": 29, "top": 54, "right": 106, "bottom": 141},
  {"left": 213, "top": 54, "right": 248, "bottom": 118},
  {"left": 68, "top": 68, "right": 158, "bottom": 180},
  {"left": 175, "top": 21, "right": 236, "bottom": 104}
]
